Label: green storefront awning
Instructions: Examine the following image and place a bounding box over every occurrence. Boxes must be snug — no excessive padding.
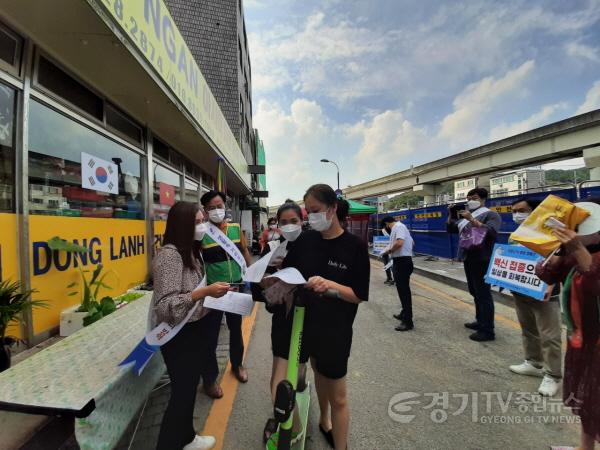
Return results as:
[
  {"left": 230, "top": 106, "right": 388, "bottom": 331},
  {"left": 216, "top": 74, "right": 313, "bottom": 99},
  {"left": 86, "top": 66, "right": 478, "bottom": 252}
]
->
[{"left": 347, "top": 199, "right": 377, "bottom": 215}]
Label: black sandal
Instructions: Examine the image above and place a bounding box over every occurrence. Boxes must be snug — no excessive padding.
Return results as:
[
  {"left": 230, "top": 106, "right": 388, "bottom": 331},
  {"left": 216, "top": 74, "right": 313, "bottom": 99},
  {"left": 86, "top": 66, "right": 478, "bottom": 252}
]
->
[
  {"left": 319, "top": 424, "right": 335, "bottom": 449},
  {"left": 263, "top": 417, "right": 278, "bottom": 443}
]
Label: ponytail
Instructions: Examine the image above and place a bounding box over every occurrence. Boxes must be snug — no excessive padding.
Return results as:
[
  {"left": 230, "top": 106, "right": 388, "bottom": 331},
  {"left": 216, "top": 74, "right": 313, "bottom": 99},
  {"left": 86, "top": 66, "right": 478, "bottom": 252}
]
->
[{"left": 336, "top": 198, "right": 349, "bottom": 222}]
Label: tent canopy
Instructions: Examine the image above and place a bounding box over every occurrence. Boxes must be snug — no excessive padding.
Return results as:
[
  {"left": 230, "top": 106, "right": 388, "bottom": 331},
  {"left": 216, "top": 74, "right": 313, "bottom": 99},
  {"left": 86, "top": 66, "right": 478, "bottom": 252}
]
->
[{"left": 347, "top": 199, "right": 377, "bottom": 215}]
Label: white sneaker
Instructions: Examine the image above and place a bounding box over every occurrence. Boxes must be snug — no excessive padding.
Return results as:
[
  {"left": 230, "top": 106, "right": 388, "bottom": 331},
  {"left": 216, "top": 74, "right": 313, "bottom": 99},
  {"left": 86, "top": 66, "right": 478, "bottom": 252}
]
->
[
  {"left": 183, "top": 435, "right": 216, "bottom": 450},
  {"left": 509, "top": 361, "right": 544, "bottom": 377},
  {"left": 538, "top": 376, "right": 561, "bottom": 397}
]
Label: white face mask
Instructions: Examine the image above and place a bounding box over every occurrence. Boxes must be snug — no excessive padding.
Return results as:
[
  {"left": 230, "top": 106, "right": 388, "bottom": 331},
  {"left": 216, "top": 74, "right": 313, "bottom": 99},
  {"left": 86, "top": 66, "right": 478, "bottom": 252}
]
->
[
  {"left": 467, "top": 200, "right": 481, "bottom": 211},
  {"left": 512, "top": 212, "right": 530, "bottom": 224},
  {"left": 208, "top": 208, "right": 226, "bottom": 224},
  {"left": 194, "top": 223, "right": 208, "bottom": 241},
  {"left": 309, "top": 211, "right": 332, "bottom": 232},
  {"left": 269, "top": 224, "right": 277, "bottom": 230},
  {"left": 280, "top": 224, "right": 302, "bottom": 241}
]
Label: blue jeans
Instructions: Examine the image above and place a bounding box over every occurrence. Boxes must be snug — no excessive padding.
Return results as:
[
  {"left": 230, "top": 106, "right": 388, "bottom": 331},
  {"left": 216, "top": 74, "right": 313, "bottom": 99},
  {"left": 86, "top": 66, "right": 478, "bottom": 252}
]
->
[{"left": 464, "top": 257, "right": 495, "bottom": 335}]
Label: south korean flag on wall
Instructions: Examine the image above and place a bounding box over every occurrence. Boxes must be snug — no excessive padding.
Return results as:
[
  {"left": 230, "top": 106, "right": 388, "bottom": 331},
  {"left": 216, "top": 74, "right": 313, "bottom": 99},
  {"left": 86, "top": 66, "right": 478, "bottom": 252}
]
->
[{"left": 81, "top": 152, "right": 119, "bottom": 194}]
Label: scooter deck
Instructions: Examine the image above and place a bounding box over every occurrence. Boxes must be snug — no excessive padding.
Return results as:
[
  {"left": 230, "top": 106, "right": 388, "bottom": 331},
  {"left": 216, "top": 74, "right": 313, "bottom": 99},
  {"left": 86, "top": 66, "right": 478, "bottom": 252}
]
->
[{"left": 291, "top": 381, "right": 310, "bottom": 450}]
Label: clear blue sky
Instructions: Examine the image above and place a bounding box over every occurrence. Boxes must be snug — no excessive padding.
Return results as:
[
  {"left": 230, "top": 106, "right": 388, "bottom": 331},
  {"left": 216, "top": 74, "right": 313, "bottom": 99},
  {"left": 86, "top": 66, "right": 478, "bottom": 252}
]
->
[{"left": 244, "top": 0, "right": 600, "bottom": 205}]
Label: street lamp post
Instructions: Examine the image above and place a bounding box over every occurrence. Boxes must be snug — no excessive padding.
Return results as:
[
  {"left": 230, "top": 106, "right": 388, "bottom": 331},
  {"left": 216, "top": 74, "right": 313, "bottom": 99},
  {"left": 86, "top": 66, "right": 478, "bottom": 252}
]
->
[{"left": 320, "top": 158, "right": 340, "bottom": 191}]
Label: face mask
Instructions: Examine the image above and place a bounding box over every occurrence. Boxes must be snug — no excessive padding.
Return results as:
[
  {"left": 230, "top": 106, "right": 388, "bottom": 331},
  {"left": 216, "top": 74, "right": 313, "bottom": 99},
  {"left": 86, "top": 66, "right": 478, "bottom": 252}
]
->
[
  {"left": 309, "top": 211, "right": 332, "bottom": 232},
  {"left": 467, "top": 200, "right": 481, "bottom": 211},
  {"left": 194, "top": 223, "right": 207, "bottom": 241},
  {"left": 269, "top": 224, "right": 277, "bottom": 230},
  {"left": 512, "top": 212, "right": 529, "bottom": 224},
  {"left": 280, "top": 224, "right": 302, "bottom": 241},
  {"left": 208, "top": 208, "right": 226, "bottom": 224}
]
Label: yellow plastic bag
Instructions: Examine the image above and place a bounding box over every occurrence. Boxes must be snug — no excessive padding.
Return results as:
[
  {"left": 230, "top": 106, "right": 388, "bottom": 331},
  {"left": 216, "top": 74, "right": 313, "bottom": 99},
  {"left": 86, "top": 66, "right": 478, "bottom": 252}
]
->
[{"left": 510, "top": 195, "right": 590, "bottom": 257}]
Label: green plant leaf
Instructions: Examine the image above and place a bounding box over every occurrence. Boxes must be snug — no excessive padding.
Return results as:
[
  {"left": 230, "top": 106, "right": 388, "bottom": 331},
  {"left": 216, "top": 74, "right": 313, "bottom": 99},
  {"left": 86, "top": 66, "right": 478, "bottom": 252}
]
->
[
  {"left": 47, "top": 237, "right": 89, "bottom": 254},
  {"left": 83, "top": 311, "right": 103, "bottom": 327},
  {"left": 99, "top": 297, "right": 116, "bottom": 316},
  {"left": 0, "top": 279, "right": 45, "bottom": 342}
]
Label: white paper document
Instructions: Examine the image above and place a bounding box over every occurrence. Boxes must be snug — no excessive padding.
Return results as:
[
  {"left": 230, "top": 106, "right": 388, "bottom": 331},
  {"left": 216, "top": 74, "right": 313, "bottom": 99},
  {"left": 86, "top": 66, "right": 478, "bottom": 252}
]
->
[
  {"left": 383, "top": 260, "right": 393, "bottom": 271},
  {"left": 265, "top": 267, "right": 307, "bottom": 285},
  {"left": 243, "top": 251, "right": 273, "bottom": 283},
  {"left": 242, "top": 240, "right": 289, "bottom": 283},
  {"left": 204, "top": 291, "right": 254, "bottom": 316}
]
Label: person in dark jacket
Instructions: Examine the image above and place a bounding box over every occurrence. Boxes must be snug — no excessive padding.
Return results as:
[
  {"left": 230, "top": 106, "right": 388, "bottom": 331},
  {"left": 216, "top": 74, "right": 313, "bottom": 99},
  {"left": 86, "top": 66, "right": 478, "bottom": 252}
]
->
[{"left": 447, "top": 187, "right": 501, "bottom": 342}]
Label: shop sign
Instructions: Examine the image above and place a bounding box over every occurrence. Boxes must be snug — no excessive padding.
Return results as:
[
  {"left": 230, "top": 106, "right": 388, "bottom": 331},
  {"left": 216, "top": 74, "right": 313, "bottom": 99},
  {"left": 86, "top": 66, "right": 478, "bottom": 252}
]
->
[
  {"left": 29, "top": 215, "right": 148, "bottom": 334},
  {"left": 88, "top": 0, "right": 250, "bottom": 184}
]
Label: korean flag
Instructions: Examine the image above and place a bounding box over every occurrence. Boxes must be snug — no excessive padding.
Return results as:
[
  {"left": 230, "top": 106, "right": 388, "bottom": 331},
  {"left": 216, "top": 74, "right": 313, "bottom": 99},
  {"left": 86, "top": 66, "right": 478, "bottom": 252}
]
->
[{"left": 81, "top": 152, "right": 119, "bottom": 195}]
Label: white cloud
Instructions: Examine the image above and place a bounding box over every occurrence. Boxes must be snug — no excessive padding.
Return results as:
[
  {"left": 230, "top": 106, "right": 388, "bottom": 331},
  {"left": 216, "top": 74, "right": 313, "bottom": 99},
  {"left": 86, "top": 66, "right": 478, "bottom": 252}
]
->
[
  {"left": 439, "top": 61, "right": 535, "bottom": 148},
  {"left": 565, "top": 41, "right": 600, "bottom": 63},
  {"left": 244, "top": 0, "right": 267, "bottom": 8},
  {"left": 248, "top": 1, "right": 600, "bottom": 105},
  {"left": 352, "top": 110, "right": 436, "bottom": 177},
  {"left": 248, "top": 1, "right": 600, "bottom": 204},
  {"left": 576, "top": 80, "right": 600, "bottom": 114},
  {"left": 488, "top": 102, "right": 567, "bottom": 141},
  {"left": 254, "top": 98, "right": 355, "bottom": 204},
  {"left": 248, "top": 11, "right": 396, "bottom": 101}
]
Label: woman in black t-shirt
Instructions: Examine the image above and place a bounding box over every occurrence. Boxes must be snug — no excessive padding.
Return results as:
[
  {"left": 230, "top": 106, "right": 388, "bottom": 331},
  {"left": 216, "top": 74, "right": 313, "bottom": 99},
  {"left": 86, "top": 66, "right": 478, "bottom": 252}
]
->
[
  {"left": 283, "top": 184, "right": 370, "bottom": 450},
  {"left": 258, "top": 200, "right": 310, "bottom": 444}
]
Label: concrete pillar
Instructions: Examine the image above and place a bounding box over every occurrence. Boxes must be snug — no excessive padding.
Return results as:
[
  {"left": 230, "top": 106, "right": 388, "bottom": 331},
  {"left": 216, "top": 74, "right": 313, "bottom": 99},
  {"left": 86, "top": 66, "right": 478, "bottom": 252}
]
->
[
  {"left": 413, "top": 184, "right": 439, "bottom": 206},
  {"left": 583, "top": 146, "right": 600, "bottom": 187}
]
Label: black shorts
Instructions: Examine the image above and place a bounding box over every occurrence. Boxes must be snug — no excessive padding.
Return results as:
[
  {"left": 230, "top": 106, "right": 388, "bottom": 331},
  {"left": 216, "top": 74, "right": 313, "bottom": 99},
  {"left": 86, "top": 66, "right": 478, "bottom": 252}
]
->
[
  {"left": 304, "top": 310, "right": 354, "bottom": 380},
  {"left": 270, "top": 304, "right": 309, "bottom": 364}
]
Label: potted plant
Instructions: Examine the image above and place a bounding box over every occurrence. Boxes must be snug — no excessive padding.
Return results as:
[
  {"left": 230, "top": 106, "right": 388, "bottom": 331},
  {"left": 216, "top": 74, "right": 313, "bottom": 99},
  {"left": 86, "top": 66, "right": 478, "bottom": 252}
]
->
[
  {"left": 0, "top": 279, "right": 47, "bottom": 372},
  {"left": 48, "top": 237, "right": 118, "bottom": 336}
]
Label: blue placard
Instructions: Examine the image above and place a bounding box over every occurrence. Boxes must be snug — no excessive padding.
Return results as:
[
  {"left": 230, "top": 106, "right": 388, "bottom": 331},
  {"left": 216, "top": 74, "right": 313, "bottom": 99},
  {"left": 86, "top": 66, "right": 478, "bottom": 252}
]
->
[
  {"left": 485, "top": 244, "right": 548, "bottom": 300},
  {"left": 372, "top": 236, "right": 390, "bottom": 255}
]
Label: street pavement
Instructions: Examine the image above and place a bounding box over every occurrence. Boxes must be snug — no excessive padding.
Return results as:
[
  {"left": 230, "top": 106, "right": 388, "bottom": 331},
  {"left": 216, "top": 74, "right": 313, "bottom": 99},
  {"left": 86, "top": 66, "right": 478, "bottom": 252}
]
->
[{"left": 220, "top": 259, "right": 579, "bottom": 450}]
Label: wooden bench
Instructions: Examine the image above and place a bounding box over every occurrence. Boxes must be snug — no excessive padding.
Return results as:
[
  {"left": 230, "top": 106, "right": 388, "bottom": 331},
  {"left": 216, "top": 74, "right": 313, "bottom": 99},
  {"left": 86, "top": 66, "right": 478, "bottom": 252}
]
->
[{"left": 0, "top": 295, "right": 165, "bottom": 449}]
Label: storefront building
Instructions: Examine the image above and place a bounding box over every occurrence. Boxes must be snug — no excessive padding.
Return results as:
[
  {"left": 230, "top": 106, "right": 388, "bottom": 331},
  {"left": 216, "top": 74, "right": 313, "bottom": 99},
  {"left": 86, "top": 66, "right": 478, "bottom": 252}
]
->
[{"left": 0, "top": 0, "right": 261, "bottom": 345}]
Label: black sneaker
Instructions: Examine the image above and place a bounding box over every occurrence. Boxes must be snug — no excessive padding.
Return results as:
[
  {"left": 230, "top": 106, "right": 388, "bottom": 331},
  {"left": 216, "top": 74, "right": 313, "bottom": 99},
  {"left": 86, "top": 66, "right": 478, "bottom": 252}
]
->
[
  {"left": 469, "top": 331, "right": 495, "bottom": 342},
  {"left": 464, "top": 321, "right": 480, "bottom": 330},
  {"left": 395, "top": 322, "right": 414, "bottom": 332}
]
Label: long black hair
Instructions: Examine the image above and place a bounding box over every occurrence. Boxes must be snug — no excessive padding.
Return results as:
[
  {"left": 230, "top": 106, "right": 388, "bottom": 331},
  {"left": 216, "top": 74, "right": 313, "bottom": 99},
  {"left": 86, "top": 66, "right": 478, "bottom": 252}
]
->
[
  {"left": 303, "top": 184, "right": 349, "bottom": 222},
  {"left": 163, "top": 201, "right": 201, "bottom": 269}
]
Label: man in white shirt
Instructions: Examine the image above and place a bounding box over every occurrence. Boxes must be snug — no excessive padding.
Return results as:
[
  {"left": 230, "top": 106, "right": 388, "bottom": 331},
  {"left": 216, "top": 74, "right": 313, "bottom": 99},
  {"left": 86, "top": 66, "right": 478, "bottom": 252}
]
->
[
  {"left": 381, "top": 217, "right": 415, "bottom": 331},
  {"left": 380, "top": 222, "right": 395, "bottom": 285}
]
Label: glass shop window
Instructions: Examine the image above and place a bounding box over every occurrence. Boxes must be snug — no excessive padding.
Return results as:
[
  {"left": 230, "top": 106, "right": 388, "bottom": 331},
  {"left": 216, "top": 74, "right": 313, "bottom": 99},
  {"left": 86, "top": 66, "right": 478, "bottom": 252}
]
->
[
  {"left": 28, "top": 100, "right": 144, "bottom": 219},
  {"left": 153, "top": 163, "right": 181, "bottom": 221},
  {"left": 0, "top": 82, "right": 15, "bottom": 212}
]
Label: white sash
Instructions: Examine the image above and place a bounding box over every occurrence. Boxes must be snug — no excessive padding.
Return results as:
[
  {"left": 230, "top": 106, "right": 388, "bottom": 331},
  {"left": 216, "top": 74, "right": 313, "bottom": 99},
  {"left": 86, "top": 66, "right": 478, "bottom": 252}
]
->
[
  {"left": 206, "top": 223, "right": 248, "bottom": 273},
  {"left": 457, "top": 207, "right": 490, "bottom": 234},
  {"left": 146, "top": 275, "right": 207, "bottom": 346}
]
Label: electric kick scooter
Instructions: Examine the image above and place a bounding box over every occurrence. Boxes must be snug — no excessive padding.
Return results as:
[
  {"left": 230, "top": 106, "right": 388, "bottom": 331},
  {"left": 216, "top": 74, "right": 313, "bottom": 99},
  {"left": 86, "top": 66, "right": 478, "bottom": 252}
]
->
[{"left": 267, "top": 286, "right": 311, "bottom": 450}]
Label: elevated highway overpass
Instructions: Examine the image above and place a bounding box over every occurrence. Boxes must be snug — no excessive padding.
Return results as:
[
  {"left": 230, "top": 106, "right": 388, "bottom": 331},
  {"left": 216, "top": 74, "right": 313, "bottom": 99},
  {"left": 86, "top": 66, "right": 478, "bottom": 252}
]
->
[{"left": 343, "top": 109, "right": 600, "bottom": 201}]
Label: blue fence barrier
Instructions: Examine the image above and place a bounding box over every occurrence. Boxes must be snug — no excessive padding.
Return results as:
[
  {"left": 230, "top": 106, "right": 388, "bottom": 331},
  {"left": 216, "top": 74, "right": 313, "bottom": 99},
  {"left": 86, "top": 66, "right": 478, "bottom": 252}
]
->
[{"left": 368, "top": 186, "right": 595, "bottom": 259}]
